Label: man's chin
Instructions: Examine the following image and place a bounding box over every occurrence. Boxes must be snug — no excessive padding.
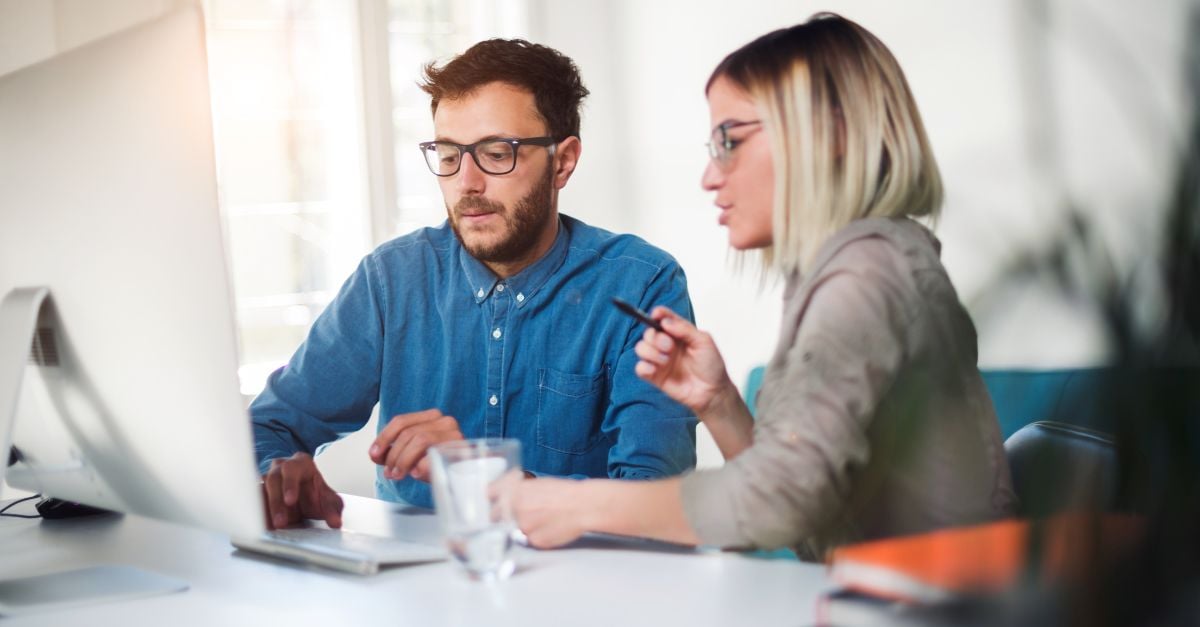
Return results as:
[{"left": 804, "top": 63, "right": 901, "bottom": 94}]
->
[{"left": 458, "top": 232, "right": 510, "bottom": 261}]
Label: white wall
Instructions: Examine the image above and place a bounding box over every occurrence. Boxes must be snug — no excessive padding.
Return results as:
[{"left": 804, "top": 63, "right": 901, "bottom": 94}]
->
[{"left": 0, "top": 0, "right": 188, "bottom": 75}]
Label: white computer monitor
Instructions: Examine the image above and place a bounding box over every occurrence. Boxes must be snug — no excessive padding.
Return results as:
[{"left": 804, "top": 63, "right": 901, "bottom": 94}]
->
[{"left": 0, "top": 5, "right": 262, "bottom": 540}]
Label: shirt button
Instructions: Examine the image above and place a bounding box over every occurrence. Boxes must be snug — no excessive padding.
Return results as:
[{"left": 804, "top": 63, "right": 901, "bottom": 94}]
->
[
  {"left": 476, "top": 288, "right": 484, "bottom": 298},
  {"left": 492, "top": 328, "right": 502, "bottom": 339},
  {"left": 489, "top": 395, "right": 498, "bottom": 406},
  {"left": 516, "top": 293, "right": 525, "bottom": 303},
  {"left": 496, "top": 284, "right": 505, "bottom": 292}
]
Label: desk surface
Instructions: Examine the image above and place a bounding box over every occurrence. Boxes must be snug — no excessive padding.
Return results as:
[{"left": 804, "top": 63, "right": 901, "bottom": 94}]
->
[{"left": 0, "top": 494, "right": 834, "bottom": 626}]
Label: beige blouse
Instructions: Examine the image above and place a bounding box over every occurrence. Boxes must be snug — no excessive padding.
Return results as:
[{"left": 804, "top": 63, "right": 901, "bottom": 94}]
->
[{"left": 680, "top": 217, "right": 1017, "bottom": 560}]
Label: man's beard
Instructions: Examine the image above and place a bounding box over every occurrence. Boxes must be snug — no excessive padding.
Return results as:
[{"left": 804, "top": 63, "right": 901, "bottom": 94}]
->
[{"left": 448, "top": 165, "right": 555, "bottom": 264}]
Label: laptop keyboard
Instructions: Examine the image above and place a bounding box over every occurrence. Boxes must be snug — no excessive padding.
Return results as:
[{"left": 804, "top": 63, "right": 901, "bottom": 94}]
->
[{"left": 264, "top": 527, "right": 447, "bottom": 563}]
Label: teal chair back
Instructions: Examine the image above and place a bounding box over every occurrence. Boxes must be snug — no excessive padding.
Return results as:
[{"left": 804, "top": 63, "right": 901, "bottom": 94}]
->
[
  {"left": 982, "top": 367, "right": 1199, "bottom": 439},
  {"left": 744, "top": 365, "right": 766, "bottom": 418},
  {"left": 749, "top": 365, "right": 1196, "bottom": 438},
  {"left": 981, "top": 369, "right": 1117, "bottom": 439}
]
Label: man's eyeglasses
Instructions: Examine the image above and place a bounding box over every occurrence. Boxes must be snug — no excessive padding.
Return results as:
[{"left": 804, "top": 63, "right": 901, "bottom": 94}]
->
[
  {"left": 706, "top": 120, "right": 762, "bottom": 168},
  {"left": 418, "top": 137, "right": 557, "bottom": 177}
]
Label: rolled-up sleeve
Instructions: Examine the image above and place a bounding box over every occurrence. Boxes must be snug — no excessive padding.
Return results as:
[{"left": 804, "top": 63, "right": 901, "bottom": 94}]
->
[
  {"left": 680, "top": 252, "right": 915, "bottom": 549},
  {"left": 250, "top": 257, "right": 386, "bottom": 474},
  {"left": 604, "top": 262, "right": 698, "bottom": 479}
]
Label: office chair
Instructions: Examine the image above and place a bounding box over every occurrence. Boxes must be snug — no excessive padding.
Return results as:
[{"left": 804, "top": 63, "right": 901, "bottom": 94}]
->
[{"left": 1004, "top": 421, "right": 1118, "bottom": 517}]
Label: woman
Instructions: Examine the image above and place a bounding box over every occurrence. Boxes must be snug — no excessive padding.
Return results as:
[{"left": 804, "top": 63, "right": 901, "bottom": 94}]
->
[{"left": 513, "top": 13, "right": 1016, "bottom": 560}]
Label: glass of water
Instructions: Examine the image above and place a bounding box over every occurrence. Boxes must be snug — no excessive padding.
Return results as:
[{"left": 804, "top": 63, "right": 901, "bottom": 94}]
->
[{"left": 428, "top": 438, "right": 523, "bottom": 580}]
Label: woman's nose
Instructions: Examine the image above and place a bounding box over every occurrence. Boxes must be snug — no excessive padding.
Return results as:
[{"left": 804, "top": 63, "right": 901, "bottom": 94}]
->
[{"left": 701, "top": 158, "right": 724, "bottom": 191}]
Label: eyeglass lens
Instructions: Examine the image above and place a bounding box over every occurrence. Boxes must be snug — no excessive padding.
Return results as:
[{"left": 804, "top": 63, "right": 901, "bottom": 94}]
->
[
  {"left": 706, "top": 126, "right": 728, "bottom": 162},
  {"left": 706, "top": 120, "right": 760, "bottom": 166},
  {"left": 424, "top": 140, "right": 517, "bottom": 176}
]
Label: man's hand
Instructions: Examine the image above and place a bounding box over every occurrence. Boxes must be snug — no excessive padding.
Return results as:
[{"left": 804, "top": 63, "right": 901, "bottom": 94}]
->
[
  {"left": 261, "top": 452, "right": 343, "bottom": 529},
  {"left": 369, "top": 409, "right": 464, "bottom": 482}
]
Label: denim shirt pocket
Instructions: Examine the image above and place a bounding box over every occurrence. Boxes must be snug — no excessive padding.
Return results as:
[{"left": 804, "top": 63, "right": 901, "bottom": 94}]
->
[{"left": 536, "top": 367, "right": 607, "bottom": 455}]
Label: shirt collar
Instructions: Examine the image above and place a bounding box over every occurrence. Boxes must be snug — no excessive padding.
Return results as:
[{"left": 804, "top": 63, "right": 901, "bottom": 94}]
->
[{"left": 459, "top": 216, "right": 570, "bottom": 307}]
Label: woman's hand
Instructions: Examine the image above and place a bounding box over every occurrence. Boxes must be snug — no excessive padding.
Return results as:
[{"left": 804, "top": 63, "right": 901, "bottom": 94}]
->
[
  {"left": 634, "top": 307, "right": 737, "bottom": 416},
  {"left": 512, "top": 477, "right": 592, "bottom": 548},
  {"left": 513, "top": 477, "right": 700, "bottom": 549}
]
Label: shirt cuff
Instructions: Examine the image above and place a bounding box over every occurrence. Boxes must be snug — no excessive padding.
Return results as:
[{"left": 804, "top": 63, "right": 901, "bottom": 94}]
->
[
  {"left": 522, "top": 469, "right": 588, "bottom": 480},
  {"left": 256, "top": 453, "right": 289, "bottom": 476}
]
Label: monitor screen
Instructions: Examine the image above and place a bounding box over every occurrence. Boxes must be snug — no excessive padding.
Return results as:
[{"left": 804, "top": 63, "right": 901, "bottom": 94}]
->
[{"left": 0, "top": 5, "right": 263, "bottom": 539}]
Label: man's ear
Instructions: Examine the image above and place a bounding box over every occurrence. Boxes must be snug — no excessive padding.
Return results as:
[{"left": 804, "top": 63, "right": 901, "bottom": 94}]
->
[{"left": 552, "top": 136, "right": 582, "bottom": 190}]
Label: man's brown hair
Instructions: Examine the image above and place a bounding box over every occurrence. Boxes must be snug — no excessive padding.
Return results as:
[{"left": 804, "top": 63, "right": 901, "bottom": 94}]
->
[{"left": 419, "top": 39, "right": 589, "bottom": 140}]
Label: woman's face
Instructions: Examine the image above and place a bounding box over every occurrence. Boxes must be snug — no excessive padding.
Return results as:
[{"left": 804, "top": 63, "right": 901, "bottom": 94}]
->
[{"left": 702, "top": 75, "right": 774, "bottom": 250}]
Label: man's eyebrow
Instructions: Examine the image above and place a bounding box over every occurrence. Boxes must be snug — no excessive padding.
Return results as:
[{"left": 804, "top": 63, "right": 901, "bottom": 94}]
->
[{"left": 431, "top": 133, "right": 518, "bottom": 144}]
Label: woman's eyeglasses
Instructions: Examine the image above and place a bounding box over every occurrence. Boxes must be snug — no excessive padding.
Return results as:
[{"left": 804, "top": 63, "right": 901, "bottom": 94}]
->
[{"left": 705, "top": 120, "right": 762, "bottom": 168}]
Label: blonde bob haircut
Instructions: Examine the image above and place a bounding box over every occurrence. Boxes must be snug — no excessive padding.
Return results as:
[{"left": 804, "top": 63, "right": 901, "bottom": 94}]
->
[{"left": 708, "top": 13, "right": 943, "bottom": 274}]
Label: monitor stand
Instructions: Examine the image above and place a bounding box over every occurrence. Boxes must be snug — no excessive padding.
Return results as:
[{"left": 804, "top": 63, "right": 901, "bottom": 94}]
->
[
  {"left": 0, "top": 286, "right": 49, "bottom": 491},
  {"left": 0, "top": 288, "right": 190, "bottom": 615}
]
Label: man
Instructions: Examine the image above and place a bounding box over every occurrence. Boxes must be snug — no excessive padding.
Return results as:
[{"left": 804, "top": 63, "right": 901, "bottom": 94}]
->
[{"left": 251, "top": 38, "right": 697, "bottom": 528}]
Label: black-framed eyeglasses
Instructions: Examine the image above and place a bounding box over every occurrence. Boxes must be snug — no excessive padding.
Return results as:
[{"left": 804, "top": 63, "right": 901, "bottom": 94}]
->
[
  {"left": 418, "top": 136, "right": 557, "bottom": 176},
  {"left": 706, "top": 120, "right": 762, "bottom": 167}
]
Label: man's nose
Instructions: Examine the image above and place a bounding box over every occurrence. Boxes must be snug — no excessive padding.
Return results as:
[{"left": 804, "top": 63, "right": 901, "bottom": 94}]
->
[{"left": 456, "top": 152, "right": 486, "bottom": 195}]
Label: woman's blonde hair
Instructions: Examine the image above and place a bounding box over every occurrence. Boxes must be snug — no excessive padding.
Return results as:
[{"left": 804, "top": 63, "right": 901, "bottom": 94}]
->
[{"left": 709, "top": 13, "right": 943, "bottom": 274}]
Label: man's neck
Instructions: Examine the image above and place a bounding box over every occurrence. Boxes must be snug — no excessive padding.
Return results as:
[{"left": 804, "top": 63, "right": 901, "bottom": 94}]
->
[{"left": 484, "top": 217, "right": 560, "bottom": 279}]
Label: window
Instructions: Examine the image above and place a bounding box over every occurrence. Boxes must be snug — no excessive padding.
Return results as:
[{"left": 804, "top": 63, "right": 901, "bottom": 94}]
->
[
  {"left": 376, "top": 0, "right": 531, "bottom": 237},
  {"left": 202, "top": 0, "right": 526, "bottom": 395}
]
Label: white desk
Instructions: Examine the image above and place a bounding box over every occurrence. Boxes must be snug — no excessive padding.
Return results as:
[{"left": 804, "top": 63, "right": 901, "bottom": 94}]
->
[{"left": 0, "top": 494, "right": 835, "bottom": 626}]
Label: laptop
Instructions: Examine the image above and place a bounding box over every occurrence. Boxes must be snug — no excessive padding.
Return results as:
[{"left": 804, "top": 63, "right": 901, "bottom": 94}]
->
[{"left": 231, "top": 498, "right": 450, "bottom": 575}]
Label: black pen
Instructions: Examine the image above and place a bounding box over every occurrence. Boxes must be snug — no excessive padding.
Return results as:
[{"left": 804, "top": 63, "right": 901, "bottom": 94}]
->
[{"left": 611, "top": 297, "right": 666, "bottom": 333}]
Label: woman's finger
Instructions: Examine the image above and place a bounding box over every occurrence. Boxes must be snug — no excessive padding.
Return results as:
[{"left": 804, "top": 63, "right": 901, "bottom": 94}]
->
[
  {"left": 634, "top": 360, "right": 659, "bottom": 380},
  {"left": 635, "top": 338, "right": 671, "bottom": 365}
]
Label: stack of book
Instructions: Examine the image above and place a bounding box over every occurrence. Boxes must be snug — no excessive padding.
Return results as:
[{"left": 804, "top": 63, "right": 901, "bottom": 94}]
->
[{"left": 815, "top": 513, "right": 1144, "bottom": 625}]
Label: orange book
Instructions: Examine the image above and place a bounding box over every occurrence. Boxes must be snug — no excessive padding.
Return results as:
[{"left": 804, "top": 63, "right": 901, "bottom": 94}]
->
[{"left": 825, "top": 513, "right": 1144, "bottom": 604}]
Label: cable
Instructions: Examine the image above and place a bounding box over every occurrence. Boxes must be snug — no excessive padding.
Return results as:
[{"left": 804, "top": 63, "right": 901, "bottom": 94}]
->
[{"left": 0, "top": 494, "right": 43, "bottom": 519}]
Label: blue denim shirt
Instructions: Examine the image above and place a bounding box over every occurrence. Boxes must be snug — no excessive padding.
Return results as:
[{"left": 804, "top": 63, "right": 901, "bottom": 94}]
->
[{"left": 251, "top": 215, "right": 697, "bottom": 508}]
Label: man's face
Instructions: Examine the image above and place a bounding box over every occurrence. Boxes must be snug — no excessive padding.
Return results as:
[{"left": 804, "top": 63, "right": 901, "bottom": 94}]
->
[{"left": 433, "top": 82, "right": 559, "bottom": 266}]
